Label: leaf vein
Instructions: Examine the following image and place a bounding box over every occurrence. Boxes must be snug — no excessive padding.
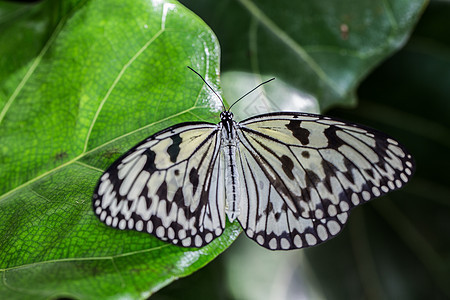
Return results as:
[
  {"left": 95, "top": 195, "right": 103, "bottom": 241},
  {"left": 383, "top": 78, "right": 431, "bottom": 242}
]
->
[{"left": 0, "top": 244, "right": 170, "bottom": 272}]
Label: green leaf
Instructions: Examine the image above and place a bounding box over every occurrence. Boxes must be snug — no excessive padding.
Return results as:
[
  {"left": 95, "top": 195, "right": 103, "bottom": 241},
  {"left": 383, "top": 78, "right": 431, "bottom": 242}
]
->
[
  {"left": 180, "top": 0, "right": 428, "bottom": 110},
  {"left": 0, "top": 0, "right": 240, "bottom": 298}
]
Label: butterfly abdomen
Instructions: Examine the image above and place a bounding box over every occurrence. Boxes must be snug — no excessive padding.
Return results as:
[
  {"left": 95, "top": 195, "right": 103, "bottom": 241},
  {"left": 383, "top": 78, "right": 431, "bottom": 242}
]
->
[{"left": 221, "top": 116, "right": 241, "bottom": 222}]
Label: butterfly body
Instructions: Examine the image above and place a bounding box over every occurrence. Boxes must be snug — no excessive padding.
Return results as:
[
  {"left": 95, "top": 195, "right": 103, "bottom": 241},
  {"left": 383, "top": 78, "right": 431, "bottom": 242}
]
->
[
  {"left": 220, "top": 111, "right": 241, "bottom": 222},
  {"left": 93, "top": 111, "right": 414, "bottom": 250}
]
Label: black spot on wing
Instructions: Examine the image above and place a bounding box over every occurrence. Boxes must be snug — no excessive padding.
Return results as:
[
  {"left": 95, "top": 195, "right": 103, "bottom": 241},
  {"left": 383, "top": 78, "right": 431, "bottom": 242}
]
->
[
  {"left": 305, "top": 169, "right": 321, "bottom": 186},
  {"left": 280, "top": 155, "right": 295, "bottom": 180},
  {"left": 145, "top": 197, "right": 152, "bottom": 209},
  {"left": 286, "top": 120, "right": 310, "bottom": 145},
  {"left": 156, "top": 181, "right": 167, "bottom": 200},
  {"left": 274, "top": 212, "right": 282, "bottom": 221},
  {"left": 342, "top": 159, "right": 356, "bottom": 185},
  {"left": 189, "top": 167, "right": 199, "bottom": 195},
  {"left": 301, "top": 151, "right": 310, "bottom": 158},
  {"left": 143, "top": 150, "right": 157, "bottom": 172},
  {"left": 167, "top": 134, "right": 182, "bottom": 163},
  {"left": 324, "top": 126, "right": 344, "bottom": 148},
  {"left": 173, "top": 187, "right": 183, "bottom": 203},
  {"left": 320, "top": 160, "right": 335, "bottom": 193},
  {"left": 166, "top": 200, "right": 174, "bottom": 215}
]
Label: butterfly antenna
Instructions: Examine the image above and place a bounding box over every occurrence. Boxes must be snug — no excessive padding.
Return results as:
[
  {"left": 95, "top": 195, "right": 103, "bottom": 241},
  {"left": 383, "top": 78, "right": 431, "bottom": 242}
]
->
[
  {"left": 228, "top": 77, "right": 275, "bottom": 111},
  {"left": 187, "top": 66, "right": 226, "bottom": 110}
]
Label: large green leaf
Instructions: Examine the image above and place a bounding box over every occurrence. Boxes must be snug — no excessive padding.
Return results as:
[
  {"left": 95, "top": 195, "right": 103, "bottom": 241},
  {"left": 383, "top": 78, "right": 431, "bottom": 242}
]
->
[{"left": 0, "top": 0, "right": 240, "bottom": 299}]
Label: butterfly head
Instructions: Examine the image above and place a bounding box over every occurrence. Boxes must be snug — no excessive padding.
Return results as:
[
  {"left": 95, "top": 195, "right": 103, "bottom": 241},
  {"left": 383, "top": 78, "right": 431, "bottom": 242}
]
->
[{"left": 220, "top": 111, "right": 234, "bottom": 121}]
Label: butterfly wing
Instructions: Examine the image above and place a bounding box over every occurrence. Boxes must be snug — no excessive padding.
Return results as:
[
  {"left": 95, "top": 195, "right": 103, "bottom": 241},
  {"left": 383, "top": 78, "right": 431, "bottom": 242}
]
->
[
  {"left": 235, "top": 112, "right": 414, "bottom": 250},
  {"left": 93, "top": 122, "right": 226, "bottom": 247}
]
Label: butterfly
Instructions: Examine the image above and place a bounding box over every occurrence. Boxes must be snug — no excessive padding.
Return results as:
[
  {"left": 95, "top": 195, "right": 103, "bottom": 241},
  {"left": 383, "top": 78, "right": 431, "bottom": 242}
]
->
[{"left": 92, "top": 68, "right": 415, "bottom": 250}]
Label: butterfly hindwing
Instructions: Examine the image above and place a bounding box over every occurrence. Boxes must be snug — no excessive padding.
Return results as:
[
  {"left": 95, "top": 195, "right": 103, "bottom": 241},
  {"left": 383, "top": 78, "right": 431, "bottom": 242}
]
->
[
  {"left": 235, "top": 112, "right": 414, "bottom": 249},
  {"left": 93, "top": 122, "right": 226, "bottom": 247}
]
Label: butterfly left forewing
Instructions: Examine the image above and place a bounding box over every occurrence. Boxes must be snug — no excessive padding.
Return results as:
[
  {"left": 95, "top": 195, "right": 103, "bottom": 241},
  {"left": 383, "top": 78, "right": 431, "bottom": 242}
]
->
[{"left": 93, "top": 122, "right": 226, "bottom": 247}]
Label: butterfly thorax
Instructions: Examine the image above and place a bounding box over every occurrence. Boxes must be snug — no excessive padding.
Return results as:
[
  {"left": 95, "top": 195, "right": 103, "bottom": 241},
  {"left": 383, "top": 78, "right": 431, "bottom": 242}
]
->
[
  {"left": 219, "top": 111, "right": 234, "bottom": 141},
  {"left": 220, "top": 111, "right": 241, "bottom": 222}
]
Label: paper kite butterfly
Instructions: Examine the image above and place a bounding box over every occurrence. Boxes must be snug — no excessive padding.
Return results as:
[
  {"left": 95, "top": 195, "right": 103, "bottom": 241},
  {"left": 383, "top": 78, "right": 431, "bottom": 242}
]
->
[{"left": 93, "top": 67, "right": 415, "bottom": 250}]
